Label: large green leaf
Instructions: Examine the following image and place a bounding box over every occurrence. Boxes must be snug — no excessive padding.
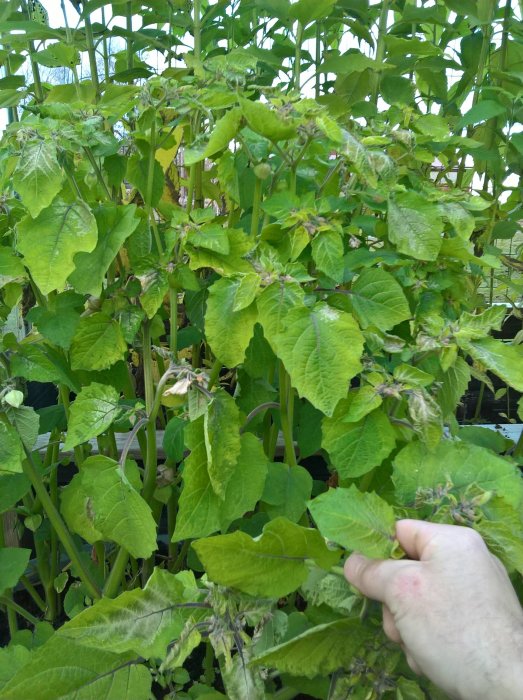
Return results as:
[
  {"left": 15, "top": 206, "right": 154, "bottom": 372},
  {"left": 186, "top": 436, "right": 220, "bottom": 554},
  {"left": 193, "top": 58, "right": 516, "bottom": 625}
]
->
[
  {"left": 322, "top": 408, "right": 396, "bottom": 480},
  {"left": 350, "top": 269, "right": 411, "bottom": 331},
  {"left": 0, "top": 474, "right": 31, "bottom": 514},
  {"left": 69, "top": 204, "right": 139, "bottom": 296},
  {"left": 203, "top": 389, "right": 241, "bottom": 499},
  {"left": 64, "top": 383, "right": 120, "bottom": 450},
  {"left": 388, "top": 192, "right": 443, "bottom": 261},
  {"left": 205, "top": 277, "right": 258, "bottom": 367},
  {"left": 10, "top": 342, "right": 79, "bottom": 391},
  {"left": 58, "top": 568, "right": 204, "bottom": 659},
  {"left": 1, "top": 637, "right": 150, "bottom": 700},
  {"left": 458, "top": 337, "right": 523, "bottom": 391},
  {"left": 173, "top": 420, "right": 268, "bottom": 541},
  {"left": 252, "top": 619, "right": 371, "bottom": 678},
  {"left": 27, "top": 291, "right": 83, "bottom": 350},
  {"left": 256, "top": 280, "right": 305, "bottom": 339},
  {"left": 70, "top": 313, "right": 128, "bottom": 371},
  {"left": 288, "top": 0, "right": 336, "bottom": 23},
  {"left": 308, "top": 486, "right": 397, "bottom": 558},
  {"left": 204, "top": 107, "right": 242, "bottom": 159},
  {"left": 137, "top": 267, "right": 169, "bottom": 319},
  {"left": 436, "top": 356, "right": 471, "bottom": 417},
  {"left": 0, "top": 421, "right": 25, "bottom": 474},
  {"left": 339, "top": 386, "right": 383, "bottom": 423},
  {"left": 0, "top": 248, "right": 26, "bottom": 289},
  {"left": 12, "top": 140, "right": 63, "bottom": 218},
  {"left": 311, "top": 230, "right": 344, "bottom": 282},
  {"left": 393, "top": 440, "right": 523, "bottom": 509},
  {"left": 0, "top": 547, "right": 31, "bottom": 596},
  {"left": 271, "top": 302, "right": 364, "bottom": 416},
  {"left": 193, "top": 517, "right": 340, "bottom": 598},
  {"left": 16, "top": 199, "right": 98, "bottom": 295},
  {"left": 61, "top": 456, "right": 157, "bottom": 559},
  {"left": 261, "top": 463, "right": 312, "bottom": 523},
  {"left": 239, "top": 98, "right": 298, "bottom": 141}
]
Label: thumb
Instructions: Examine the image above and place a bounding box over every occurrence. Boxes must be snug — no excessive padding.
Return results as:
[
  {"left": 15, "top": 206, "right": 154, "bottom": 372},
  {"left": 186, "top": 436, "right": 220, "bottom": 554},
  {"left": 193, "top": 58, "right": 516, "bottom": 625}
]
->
[{"left": 344, "top": 552, "right": 402, "bottom": 604}]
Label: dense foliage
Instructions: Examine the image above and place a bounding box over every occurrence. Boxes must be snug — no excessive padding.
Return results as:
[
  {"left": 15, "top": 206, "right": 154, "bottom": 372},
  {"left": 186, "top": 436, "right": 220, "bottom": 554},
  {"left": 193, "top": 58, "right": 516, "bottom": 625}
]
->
[{"left": 0, "top": 0, "right": 523, "bottom": 698}]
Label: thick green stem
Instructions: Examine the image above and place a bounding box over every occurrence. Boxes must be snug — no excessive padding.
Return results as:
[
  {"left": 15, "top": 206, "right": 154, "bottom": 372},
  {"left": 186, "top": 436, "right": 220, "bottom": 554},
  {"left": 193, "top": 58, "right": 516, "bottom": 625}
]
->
[
  {"left": 279, "top": 363, "right": 297, "bottom": 467},
  {"left": 0, "top": 596, "right": 40, "bottom": 627},
  {"left": 20, "top": 0, "right": 44, "bottom": 102},
  {"left": 83, "top": 12, "right": 100, "bottom": 98},
  {"left": 22, "top": 448, "right": 101, "bottom": 601},
  {"left": 19, "top": 576, "right": 46, "bottom": 613},
  {"left": 250, "top": 176, "right": 262, "bottom": 240},
  {"left": 207, "top": 358, "right": 222, "bottom": 391},
  {"left": 103, "top": 547, "right": 129, "bottom": 598},
  {"left": 126, "top": 0, "right": 134, "bottom": 77},
  {"left": 315, "top": 23, "right": 322, "bottom": 99},
  {"left": 141, "top": 322, "right": 158, "bottom": 506},
  {"left": 293, "top": 22, "right": 303, "bottom": 91},
  {"left": 371, "top": 0, "right": 390, "bottom": 105},
  {"left": 0, "top": 518, "right": 17, "bottom": 636},
  {"left": 169, "top": 287, "right": 178, "bottom": 358}
]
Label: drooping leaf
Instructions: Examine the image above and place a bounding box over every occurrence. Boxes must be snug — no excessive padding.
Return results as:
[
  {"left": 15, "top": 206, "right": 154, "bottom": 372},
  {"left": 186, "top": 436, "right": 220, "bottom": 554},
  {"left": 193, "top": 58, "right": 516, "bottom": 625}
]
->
[
  {"left": 58, "top": 568, "right": 204, "bottom": 659},
  {"left": 163, "top": 416, "right": 185, "bottom": 462},
  {"left": 204, "top": 107, "right": 242, "bottom": 159},
  {"left": 0, "top": 421, "right": 25, "bottom": 474},
  {"left": 308, "top": 485, "right": 397, "bottom": 558},
  {"left": 27, "top": 291, "right": 84, "bottom": 350},
  {"left": 203, "top": 389, "right": 241, "bottom": 499},
  {"left": 69, "top": 204, "right": 139, "bottom": 296},
  {"left": 205, "top": 277, "right": 258, "bottom": 367},
  {"left": 239, "top": 98, "right": 298, "bottom": 141},
  {"left": 439, "top": 202, "right": 475, "bottom": 240},
  {"left": 393, "top": 440, "right": 523, "bottom": 509},
  {"left": 137, "top": 267, "right": 169, "bottom": 319},
  {"left": 311, "top": 230, "right": 344, "bottom": 282},
  {"left": 6, "top": 405, "right": 40, "bottom": 450},
  {"left": 436, "top": 356, "right": 471, "bottom": 417},
  {"left": 271, "top": 302, "right": 364, "bottom": 416},
  {"left": 388, "top": 192, "right": 443, "bottom": 261},
  {"left": 16, "top": 199, "right": 98, "bottom": 295},
  {"left": 252, "top": 619, "right": 372, "bottom": 678},
  {"left": 322, "top": 408, "right": 396, "bottom": 480},
  {"left": 70, "top": 313, "right": 128, "bottom": 371},
  {"left": 261, "top": 463, "right": 313, "bottom": 523},
  {"left": 0, "top": 474, "right": 31, "bottom": 514},
  {"left": 12, "top": 140, "right": 63, "bottom": 218},
  {"left": 10, "top": 342, "right": 79, "bottom": 391},
  {"left": 288, "top": 0, "right": 336, "bottom": 23},
  {"left": 1, "top": 637, "right": 150, "bottom": 700},
  {"left": 458, "top": 337, "right": 523, "bottom": 391},
  {"left": 457, "top": 99, "right": 507, "bottom": 128},
  {"left": 61, "top": 456, "right": 157, "bottom": 559},
  {"left": 173, "top": 421, "right": 268, "bottom": 541},
  {"left": 64, "top": 383, "right": 120, "bottom": 450},
  {"left": 193, "top": 517, "right": 340, "bottom": 598},
  {"left": 350, "top": 268, "right": 411, "bottom": 331},
  {"left": 0, "top": 547, "right": 31, "bottom": 596}
]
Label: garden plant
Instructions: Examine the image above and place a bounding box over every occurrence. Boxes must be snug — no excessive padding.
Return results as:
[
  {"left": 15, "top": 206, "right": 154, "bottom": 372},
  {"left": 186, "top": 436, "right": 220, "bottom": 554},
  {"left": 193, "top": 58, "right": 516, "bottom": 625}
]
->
[{"left": 0, "top": 0, "right": 523, "bottom": 697}]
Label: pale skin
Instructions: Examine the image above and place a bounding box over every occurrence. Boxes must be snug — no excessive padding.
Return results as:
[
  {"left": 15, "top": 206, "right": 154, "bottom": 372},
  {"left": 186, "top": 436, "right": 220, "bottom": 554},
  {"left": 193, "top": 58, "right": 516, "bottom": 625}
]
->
[{"left": 344, "top": 519, "right": 523, "bottom": 700}]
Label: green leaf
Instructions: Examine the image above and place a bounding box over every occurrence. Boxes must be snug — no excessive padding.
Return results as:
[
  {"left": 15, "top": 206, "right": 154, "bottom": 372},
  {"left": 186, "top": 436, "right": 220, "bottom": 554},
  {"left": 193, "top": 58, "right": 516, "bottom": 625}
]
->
[
  {"left": 351, "top": 269, "right": 411, "bottom": 331},
  {"left": 58, "top": 568, "right": 203, "bottom": 659},
  {"left": 0, "top": 248, "right": 26, "bottom": 289},
  {"left": 16, "top": 199, "right": 98, "bottom": 295},
  {"left": 439, "top": 202, "right": 475, "bottom": 240},
  {"left": 239, "top": 98, "right": 298, "bottom": 142},
  {"left": 474, "top": 516, "right": 523, "bottom": 575},
  {"left": 459, "top": 337, "right": 523, "bottom": 391},
  {"left": 388, "top": 193, "right": 443, "bottom": 261},
  {"left": 393, "top": 363, "right": 434, "bottom": 388},
  {"left": 205, "top": 277, "right": 258, "bottom": 367},
  {"left": 69, "top": 205, "right": 139, "bottom": 296},
  {"left": 10, "top": 342, "right": 79, "bottom": 391},
  {"left": 27, "top": 291, "right": 83, "bottom": 350},
  {"left": 163, "top": 416, "right": 185, "bottom": 462},
  {"left": 457, "top": 100, "right": 507, "bottom": 128},
  {"left": 256, "top": 280, "right": 305, "bottom": 339},
  {"left": 0, "top": 547, "right": 31, "bottom": 596},
  {"left": 70, "top": 313, "right": 128, "bottom": 371},
  {"left": 0, "top": 474, "right": 31, "bottom": 514},
  {"left": 6, "top": 405, "right": 40, "bottom": 450},
  {"left": 35, "top": 42, "right": 80, "bottom": 68},
  {"left": 231, "top": 273, "right": 261, "bottom": 312},
  {"left": 322, "top": 408, "right": 396, "bottom": 480},
  {"left": 12, "top": 140, "right": 63, "bottom": 218},
  {"left": 457, "top": 426, "right": 513, "bottom": 454},
  {"left": 456, "top": 306, "right": 506, "bottom": 341},
  {"left": 380, "top": 75, "right": 415, "bottom": 105},
  {"left": 393, "top": 440, "right": 523, "bottom": 509},
  {"left": 193, "top": 517, "right": 339, "bottom": 598},
  {"left": 204, "top": 389, "right": 241, "bottom": 499},
  {"left": 64, "top": 383, "right": 120, "bottom": 450},
  {"left": 436, "top": 356, "right": 471, "bottom": 417},
  {"left": 261, "top": 463, "right": 313, "bottom": 523},
  {"left": 137, "top": 267, "right": 169, "bottom": 319},
  {"left": 301, "top": 568, "right": 357, "bottom": 615},
  {"left": 271, "top": 302, "right": 364, "bottom": 416},
  {"left": 61, "top": 456, "right": 157, "bottom": 559},
  {"left": 187, "top": 224, "right": 230, "bottom": 255},
  {"left": 308, "top": 485, "right": 397, "bottom": 558},
  {"left": 126, "top": 152, "right": 164, "bottom": 207},
  {"left": 252, "top": 619, "right": 371, "bottom": 678},
  {"left": 1, "top": 637, "right": 150, "bottom": 700},
  {"left": 339, "top": 386, "right": 383, "bottom": 423},
  {"left": 187, "top": 228, "right": 253, "bottom": 275},
  {"left": 221, "top": 650, "right": 265, "bottom": 700},
  {"left": 341, "top": 131, "right": 377, "bottom": 187},
  {"left": 311, "top": 230, "right": 344, "bottom": 282},
  {"left": 289, "top": 0, "right": 336, "bottom": 23},
  {"left": 204, "top": 107, "right": 242, "bottom": 159},
  {"left": 173, "top": 420, "right": 268, "bottom": 541},
  {"left": 0, "top": 421, "right": 25, "bottom": 475}
]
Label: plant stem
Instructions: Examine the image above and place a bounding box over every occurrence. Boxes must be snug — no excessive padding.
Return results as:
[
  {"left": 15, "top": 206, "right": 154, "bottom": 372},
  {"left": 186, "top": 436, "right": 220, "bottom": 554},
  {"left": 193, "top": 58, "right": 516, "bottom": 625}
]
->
[
  {"left": 83, "top": 10, "right": 100, "bottom": 99},
  {"left": 169, "top": 288, "right": 178, "bottom": 358},
  {"left": 19, "top": 576, "right": 46, "bottom": 613},
  {"left": 20, "top": 0, "right": 44, "bottom": 102},
  {"left": 207, "top": 358, "right": 222, "bottom": 391},
  {"left": 279, "top": 363, "right": 297, "bottom": 467},
  {"left": 126, "top": 0, "right": 134, "bottom": 77},
  {"left": 141, "top": 321, "right": 158, "bottom": 504},
  {"left": 22, "top": 448, "right": 101, "bottom": 601},
  {"left": 0, "top": 596, "right": 40, "bottom": 627},
  {"left": 103, "top": 547, "right": 129, "bottom": 598},
  {"left": 293, "top": 21, "right": 303, "bottom": 91},
  {"left": 371, "top": 0, "right": 390, "bottom": 105},
  {"left": 250, "top": 176, "right": 262, "bottom": 240},
  {"left": 0, "top": 517, "right": 18, "bottom": 637},
  {"left": 315, "top": 23, "right": 322, "bottom": 99}
]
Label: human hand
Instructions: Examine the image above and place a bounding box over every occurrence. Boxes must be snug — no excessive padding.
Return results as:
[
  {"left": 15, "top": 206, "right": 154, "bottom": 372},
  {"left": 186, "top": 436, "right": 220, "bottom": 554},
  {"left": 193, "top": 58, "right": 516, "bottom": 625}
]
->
[{"left": 344, "top": 519, "right": 523, "bottom": 700}]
